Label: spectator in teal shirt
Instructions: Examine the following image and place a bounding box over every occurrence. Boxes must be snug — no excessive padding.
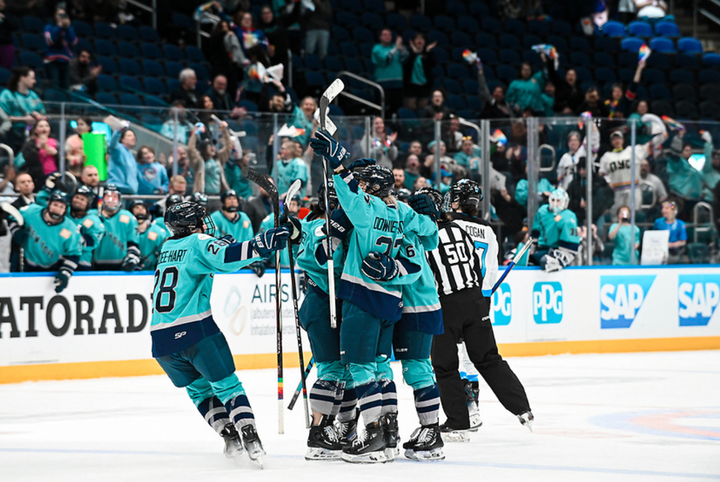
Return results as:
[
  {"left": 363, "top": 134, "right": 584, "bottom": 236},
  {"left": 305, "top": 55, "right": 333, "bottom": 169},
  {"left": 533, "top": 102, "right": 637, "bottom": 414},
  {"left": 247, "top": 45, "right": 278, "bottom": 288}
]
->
[
  {"left": 372, "top": 28, "right": 407, "bottom": 116},
  {"left": 0, "top": 67, "right": 45, "bottom": 154},
  {"left": 506, "top": 62, "right": 546, "bottom": 114},
  {"left": 608, "top": 205, "right": 641, "bottom": 265}
]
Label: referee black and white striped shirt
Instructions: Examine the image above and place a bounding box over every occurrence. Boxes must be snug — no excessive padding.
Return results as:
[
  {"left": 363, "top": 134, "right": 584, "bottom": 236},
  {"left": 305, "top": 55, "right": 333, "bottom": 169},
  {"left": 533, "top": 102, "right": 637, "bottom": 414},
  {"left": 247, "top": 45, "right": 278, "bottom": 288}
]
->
[{"left": 427, "top": 220, "right": 483, "bottom": 297}]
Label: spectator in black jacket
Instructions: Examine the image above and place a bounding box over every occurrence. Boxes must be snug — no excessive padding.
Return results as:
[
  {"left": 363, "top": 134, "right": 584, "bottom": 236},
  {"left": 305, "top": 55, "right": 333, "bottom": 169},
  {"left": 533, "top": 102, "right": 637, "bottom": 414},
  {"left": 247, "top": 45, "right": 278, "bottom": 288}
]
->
[
  {"left": 422, "top": 88, "right": 452, "bottom": 121},
  {"left": 303, "top": 0, "right": 332, "bottom": 59},
  {"left": 402, "top": 32, "right": 436, "bottom": 111},
  {"left": 170, "top": 68, "right": 201, "bottom": 109},
  {"left": 576, "top": 86, "right": 610, "bottom": 118},
  {"left": 69, "top": 48, "right": 101, "bottom": 96},
  {"left": 567, "top": 161, "right": 615, "bottom": 225},
  {"left": 206, "top": 74, "right": 247, "bottom": 119},
  {"left": 206, "top": 20, "right": 246, "bottom": 101},
  {"left": 259, "top": 3, "right": 300, "bottom": 70},
  {"left": 545, "top": 59, "right": 584, "bottom": 114}
]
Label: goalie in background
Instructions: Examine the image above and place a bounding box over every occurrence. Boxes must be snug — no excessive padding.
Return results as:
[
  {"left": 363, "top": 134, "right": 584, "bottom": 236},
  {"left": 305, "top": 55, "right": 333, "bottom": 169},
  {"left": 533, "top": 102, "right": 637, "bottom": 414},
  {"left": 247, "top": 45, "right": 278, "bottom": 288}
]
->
[{"left": 531, "top": 188, "right": 581, "bottom": 272}]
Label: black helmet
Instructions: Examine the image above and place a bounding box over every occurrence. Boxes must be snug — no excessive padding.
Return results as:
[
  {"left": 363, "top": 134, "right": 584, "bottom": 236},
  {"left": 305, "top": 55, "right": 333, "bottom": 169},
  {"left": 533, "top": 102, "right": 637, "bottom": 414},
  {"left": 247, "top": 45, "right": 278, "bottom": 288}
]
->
[
  {"left": 415, "top": 187, "right": 444, "bottom": 208},
  {"left": 220, "top": 189, "right": 239, "bottom": 212},
  {"left": 396, "top": 188, "right": 411, "bottom": 203},
  {"left": 191, "top": 191, "right": 209, "bottom": 207},
  {"left": 445, "top": 179, "right": 482, "bottom": 212},
  {"left": 317, "top": 180, "right": 338, "bottom": 212},
  {"left": 128, "top": 199, "right": 149, "bottom": 221},
  {"left": 165, "top": 193, "right": 184, "bottom": 210},
  {"left": 102, "top": 184, "right": 122, "bottom": 213},
  {"left": 165, "top": 201, "right": 216, "bottom": 238},
  {"left": 357, "top": 165, "right": 394, "bottom": 198},
  {"left": 70, "top": 185, "right": 94, "bottom": 216},
  {"left": 46, "top": 189, "right": 69, "bottom": 222}
]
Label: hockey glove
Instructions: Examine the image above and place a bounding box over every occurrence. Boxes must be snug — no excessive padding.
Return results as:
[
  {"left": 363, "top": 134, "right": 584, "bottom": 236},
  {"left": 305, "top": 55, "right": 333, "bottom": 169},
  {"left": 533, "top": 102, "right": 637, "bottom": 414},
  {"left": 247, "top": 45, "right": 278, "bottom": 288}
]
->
[
  {"left": 249, "top": 260, "right": 266, "bottom": 278},
  {"left": 121, "top": 251, "right": 140, "bottom": 272},
  {"left": 347, "top": 158, "right": 376, "bottom": 171},
  {"left": 361, "top": 252, "right": 399, "bottom": 282},
  {"left": 280, "top": 215, "right": 303, "bottom": 244},
  {"left": 310, "top": 130, "right": 350, "bottom": 170},
  {"left": 54, "top": 268, "right": 72, "bottom": 293},
  {"left": 217, "top": 234, "right": 236, "bottom": 246},
  {"left": 408, "top": 194, "right": 441, "bottom": 222},
  {"left": 250, "top": 226, "right": 290, "bottom": 258},
  {"left": 11, "top": 226, "right": 28, "bottom": 245}
]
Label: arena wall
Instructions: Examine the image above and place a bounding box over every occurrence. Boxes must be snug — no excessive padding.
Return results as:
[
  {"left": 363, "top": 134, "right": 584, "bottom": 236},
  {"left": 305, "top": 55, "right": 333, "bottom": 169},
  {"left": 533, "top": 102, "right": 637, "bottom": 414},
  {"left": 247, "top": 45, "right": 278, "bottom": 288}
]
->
[{"left": 1, "top": 266, "right": 719, "bottom": 383}]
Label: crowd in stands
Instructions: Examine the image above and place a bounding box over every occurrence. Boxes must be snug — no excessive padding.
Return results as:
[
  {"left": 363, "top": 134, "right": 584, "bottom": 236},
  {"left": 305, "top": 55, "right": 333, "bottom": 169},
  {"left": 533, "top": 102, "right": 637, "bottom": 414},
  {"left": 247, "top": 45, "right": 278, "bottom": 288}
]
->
[{"left": 0, "top": 0, "right": 719, "bottom": 272}]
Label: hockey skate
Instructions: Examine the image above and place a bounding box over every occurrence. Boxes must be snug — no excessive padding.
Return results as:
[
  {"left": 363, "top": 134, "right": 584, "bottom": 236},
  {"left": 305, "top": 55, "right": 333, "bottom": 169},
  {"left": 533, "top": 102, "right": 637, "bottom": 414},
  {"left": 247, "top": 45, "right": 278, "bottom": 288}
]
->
[
  {"left": 220, "top": 423, "right": 243, "bottom": 458},
  {"left": 518, "top": 411, "right": 534, "bottom": 432},
  {"left": 382, "top": 412, "right": 400, "bottom": 459},
  {"left": 439, "top": 422, "right": 472, "bottom": 443},
  {"left": 341, "top": 421, "right": 391, "bottom": 464},
  {"left": 465, "top": 381, "right": 482, "bottom": 432},
  {"left": 335, "top": 410, "right": 358, "bottom": 448},
  {"left": 240, "top": 424, "right": 266, "bottom": 468},
  {"left": 403, "top": 424, "right": 445, "bottom": 461},
  {"left": 306, "top": 416, "right": 342, "bottom": 461}
]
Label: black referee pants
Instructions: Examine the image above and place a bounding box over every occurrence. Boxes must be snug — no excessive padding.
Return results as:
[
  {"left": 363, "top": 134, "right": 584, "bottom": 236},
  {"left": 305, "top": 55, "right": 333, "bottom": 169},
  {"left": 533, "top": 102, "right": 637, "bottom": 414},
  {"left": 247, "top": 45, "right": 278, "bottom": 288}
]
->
[{"left": 431, "top": 287, "right": 530, "bottom": 429}]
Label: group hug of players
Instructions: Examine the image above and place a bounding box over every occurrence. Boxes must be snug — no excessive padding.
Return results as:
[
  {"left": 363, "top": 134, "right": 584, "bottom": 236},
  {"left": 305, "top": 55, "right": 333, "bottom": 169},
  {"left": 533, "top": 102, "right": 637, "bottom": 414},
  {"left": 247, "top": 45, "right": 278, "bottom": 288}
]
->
[{"left": 142, "top": 128, "right": 563, "bottom": 468}]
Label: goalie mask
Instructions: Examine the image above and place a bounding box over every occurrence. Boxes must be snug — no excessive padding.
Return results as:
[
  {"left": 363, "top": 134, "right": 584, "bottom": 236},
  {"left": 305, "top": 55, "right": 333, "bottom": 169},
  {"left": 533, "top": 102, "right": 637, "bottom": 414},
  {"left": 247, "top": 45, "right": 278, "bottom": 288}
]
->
[{"left": 548, "top": 188, "right": 569, "bottom": 214}]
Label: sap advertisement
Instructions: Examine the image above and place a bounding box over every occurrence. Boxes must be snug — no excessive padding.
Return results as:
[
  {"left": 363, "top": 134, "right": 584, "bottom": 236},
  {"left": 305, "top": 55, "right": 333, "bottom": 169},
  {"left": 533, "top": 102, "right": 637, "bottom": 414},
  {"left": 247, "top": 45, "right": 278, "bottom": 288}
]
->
[
  {"left": 490, "top": 266, "right": 720, "bottom": 344},
  {"left": 0, "top": 271, "right": 307, "bottom": 368}
]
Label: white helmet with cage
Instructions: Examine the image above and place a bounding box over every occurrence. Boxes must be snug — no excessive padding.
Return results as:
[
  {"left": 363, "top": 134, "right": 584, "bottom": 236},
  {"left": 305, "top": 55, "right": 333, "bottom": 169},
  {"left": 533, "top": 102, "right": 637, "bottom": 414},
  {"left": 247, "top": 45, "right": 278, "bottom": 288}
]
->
[{"left": 548, "top": 188, "right": 569, "bottom": 214}]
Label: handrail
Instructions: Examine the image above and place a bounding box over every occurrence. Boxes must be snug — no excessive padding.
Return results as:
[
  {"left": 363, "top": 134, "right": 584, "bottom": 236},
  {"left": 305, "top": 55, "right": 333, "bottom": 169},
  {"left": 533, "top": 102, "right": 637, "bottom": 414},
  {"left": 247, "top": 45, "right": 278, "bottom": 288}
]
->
[
  {"left": 336, "top": 71, "right": 385, "bottom": 119},
  {"left": 0, "top": 143, "right": 14, "bottom": 162},
  {"left": 125, "top": 0, "right": 158, "bottom": 30},
  {"left": 700, "top": 8, "right": 720, "bottom": 28},
  {"left": 692, "top": 201, "right": 714, "bottom": 243}
]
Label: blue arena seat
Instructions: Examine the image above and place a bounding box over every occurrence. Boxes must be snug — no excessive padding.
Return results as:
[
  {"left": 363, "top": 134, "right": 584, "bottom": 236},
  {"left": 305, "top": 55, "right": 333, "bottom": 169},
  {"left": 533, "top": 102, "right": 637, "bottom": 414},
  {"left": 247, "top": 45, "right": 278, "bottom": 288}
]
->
[
  {"left": 602, "top": 21, "right": 626, "bottom": 37},
  {"left": 118, "top": 41, "right": 140, "bottom": 58},
  {"left": 96, "top": 56, "right": 118, "bottom": 75},
  {"left": 94, "top": 22, "right": 117, "bottom": 39},
  {"left": 628, "top": 21, "right": 653, "bottom": 37},
  {"left": 434, "top": 15, "right": 456, "bottom": 33},
  {"left": 119, "top": 59, "right": 142, "bottom": 76},
  {"left": 97, "top": 74, "right": 118, "bottom": 91},
  {"left": 94, "top": 39, "right": 117, "bottom": 57},
  {"left": 655, "top": 21, "right": 680, "bottom": 37},
  {"left": 141, "top": 43, "right": 162, "bottom": 59},
  {"left": 120, "top": 75, "right": 143, "bottom": 92},
  {"left": 649, "top": 37, "right": 676, "bottom": 53},
  {"left": 142, "top": 59, "right": 165, "bottom": 78},
  {"left": 475, "top": 32, "right": 496, "bottom": 49},
  {"left": 678, "top": 37, "right": 703, "bottom": 54},
  {"left": 703, "top": 52, "right": 720, "bottom": 68},
  {"left": 481, "top": 17, "right": 502, "bottom": 35},
  {"left": 163, "top": 44, "right": 185, "bottom": 61},
  {"left": 117, "top": 24, "right": 138, "bottom": 41},
  {"left": 621, "top": 37, "right": 644, "bottom": 52}
]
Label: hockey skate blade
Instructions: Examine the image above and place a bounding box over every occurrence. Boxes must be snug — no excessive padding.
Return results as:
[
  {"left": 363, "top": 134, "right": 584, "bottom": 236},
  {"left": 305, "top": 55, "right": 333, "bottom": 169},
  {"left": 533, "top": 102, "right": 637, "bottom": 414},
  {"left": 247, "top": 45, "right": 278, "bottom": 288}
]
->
[
  {"left": 440, "top": 430, "right": 471, "bottom": 443},
  {"left": 341, "top": 451, "right": 393, "bottom": 464},
  {"left": 384, "top": 446, "right": 399, "bottom": 461},
  {"left": 305, "top": 447, "right": 342, "bottom": 461},
  {"left": 404, "top": 448, "right": 446, "bottom": 462},
  {"left": 224, "top": 442, "right": 244, "bottom": 459}
]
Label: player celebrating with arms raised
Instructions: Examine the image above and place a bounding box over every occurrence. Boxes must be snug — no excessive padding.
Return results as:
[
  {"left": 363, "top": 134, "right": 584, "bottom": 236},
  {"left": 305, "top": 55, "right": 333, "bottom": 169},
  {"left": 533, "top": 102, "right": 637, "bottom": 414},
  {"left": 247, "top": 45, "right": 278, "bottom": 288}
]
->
[{"left": 151, "top": 201, "right": 294, "bottom": 467}]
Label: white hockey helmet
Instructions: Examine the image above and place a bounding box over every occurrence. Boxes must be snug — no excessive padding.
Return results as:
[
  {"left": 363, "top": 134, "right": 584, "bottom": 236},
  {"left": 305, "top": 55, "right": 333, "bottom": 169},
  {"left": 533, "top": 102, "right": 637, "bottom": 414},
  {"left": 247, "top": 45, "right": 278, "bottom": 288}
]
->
[{"left": 548, "top": 188, "right": 569, "bottom": 214}]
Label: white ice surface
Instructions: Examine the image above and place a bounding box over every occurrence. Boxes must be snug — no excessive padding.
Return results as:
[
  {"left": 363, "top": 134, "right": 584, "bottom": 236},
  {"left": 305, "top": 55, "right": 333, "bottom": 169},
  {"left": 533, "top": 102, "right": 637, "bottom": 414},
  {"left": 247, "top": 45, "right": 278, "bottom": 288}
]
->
[{"left": 1, "top": 350, "right": 719, "bottom": 482}]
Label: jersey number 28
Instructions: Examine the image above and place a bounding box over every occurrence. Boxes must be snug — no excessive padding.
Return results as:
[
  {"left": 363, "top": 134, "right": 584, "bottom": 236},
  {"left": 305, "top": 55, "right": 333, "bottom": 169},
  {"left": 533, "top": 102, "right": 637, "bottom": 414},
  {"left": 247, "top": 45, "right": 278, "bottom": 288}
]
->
[{"left": 153, "top": 266, "right": 179, "bottom": 313}]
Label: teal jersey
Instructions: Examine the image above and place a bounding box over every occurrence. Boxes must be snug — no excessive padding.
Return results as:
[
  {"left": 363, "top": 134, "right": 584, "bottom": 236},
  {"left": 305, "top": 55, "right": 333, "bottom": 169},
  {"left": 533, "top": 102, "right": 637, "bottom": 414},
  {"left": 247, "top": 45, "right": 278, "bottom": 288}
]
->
[
  {"left": 224, "top": 162, "right": 253, "bottom": 199},
  {"left": 204, "top": 158, "right": 222, "bottom": 195},
  {"left": 531, "top": 205, "right": 580, "bottom": 250},
  {"left": 288, "top": 105, "right": 313, "bottom": 147},
  {"left": 272, "top": 157, "right": 308, "bottom": 198},
  {"left": 0, "top": 89, "right": 46, "bottom": 130},
  {"left": 333, "top": 172, "right": 426, "bottom": 322},
  {"left": 19, "top": 204, "right": 82, "bottom": 269},
  {"left": 91, "top": 209, "right": 139, "bottom": 266},
  {"left": 399, "top": 221, "right": 443, "bottom": 335},
  {"left": 609, "top": 223, "right": 640, "bottom": 265},
  {"left": 69, "top": 211, "right": 105, "bottom": 268},
  {"left": 137, "top": 221, "right": 170, "bottom": 271},
  {"left": 150, "top": 233, "right": 261, "bottom": 357},
  {"left": 296, "top": 217, "right": 345, "bottom": 295},
  {"left": 211, "top": 210, "right": 254, "bottom": 242},
  {"left": 259, "top": 213, "right": 289, "bottom": 267},
  {"left": 454, "top": 147, "right": 482, "bottom": 171}
]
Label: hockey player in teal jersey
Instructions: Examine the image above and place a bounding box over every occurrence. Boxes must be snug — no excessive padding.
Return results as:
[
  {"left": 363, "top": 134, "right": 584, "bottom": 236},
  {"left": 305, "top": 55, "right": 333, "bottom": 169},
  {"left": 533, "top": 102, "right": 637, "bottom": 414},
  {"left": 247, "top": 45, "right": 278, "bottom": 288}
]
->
[
  {"left": 152, "top": 201, "right": 294, "bottom": 465},
  {"left": 211, "top": 190, "right": 264, "bottom": 277},
  {"left": 392, "top": 187, "right": 445, "bottom": 461},
  {"left": 129, "top": 200, "right": 169, "bottom": 271},
  {"left": 295, "top": 182, "right": 350, "bottom": 461},
  {"left": 311, "top": 131, "right": 430, "bottom": 464},
  {"left": 9, "top": 190, "right": 82, "bottom": 292},
  {"left": 153, "top": 193, "right": 184, "bottom": 235},
  {"left": 68, "top": 186, "right": 105, "bottom": 270},
  {"left": 91, "top": 185, "right": 141, "bottom": 271},
  {"left": 530, "top": 188, "right": 580, "bottom": 272}
]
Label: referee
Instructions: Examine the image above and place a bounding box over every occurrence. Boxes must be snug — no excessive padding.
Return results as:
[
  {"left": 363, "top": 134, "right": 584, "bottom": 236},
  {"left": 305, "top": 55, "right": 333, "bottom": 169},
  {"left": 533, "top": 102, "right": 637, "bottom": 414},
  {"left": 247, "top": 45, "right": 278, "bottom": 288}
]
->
[{"left": 427, "top": 180, "right": 533, "bottom": 436}]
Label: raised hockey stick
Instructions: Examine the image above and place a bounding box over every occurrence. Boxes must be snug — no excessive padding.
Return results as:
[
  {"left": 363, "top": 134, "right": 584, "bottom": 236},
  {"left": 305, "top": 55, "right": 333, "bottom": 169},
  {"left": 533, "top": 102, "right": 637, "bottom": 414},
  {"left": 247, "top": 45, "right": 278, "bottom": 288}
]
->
[
  {"left": 491, "top": 237, "right": 534, "bottom": 295},
  {"left": 288, "top": 356, "right": 315, "bottom": 410},
  {"left": 283, "top": 180, "right": 311, "bottom": 428},
  {"left": 242, "top": 166, "right": 284, "bottom": 434},
  {"left": 318, "top": 79, "right": 344, "bottom": 329},
  {"left": 2, "top": 202, "right": 24, "bottom": 272}
]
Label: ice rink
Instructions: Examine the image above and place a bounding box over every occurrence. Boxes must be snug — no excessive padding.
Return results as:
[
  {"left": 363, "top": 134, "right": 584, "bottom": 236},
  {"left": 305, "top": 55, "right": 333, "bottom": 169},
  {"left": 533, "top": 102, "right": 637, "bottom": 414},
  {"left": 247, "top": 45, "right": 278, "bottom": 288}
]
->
[{"left": 1, "top": 350, "right": 719, "bottom": 482}]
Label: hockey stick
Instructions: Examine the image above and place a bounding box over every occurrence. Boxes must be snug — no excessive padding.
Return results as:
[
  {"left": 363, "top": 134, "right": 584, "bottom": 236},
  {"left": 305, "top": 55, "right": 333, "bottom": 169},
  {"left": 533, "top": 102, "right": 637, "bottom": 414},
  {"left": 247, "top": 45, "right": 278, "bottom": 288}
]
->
[
  {"left": 283, "top": 180, "right": 311, "bottom": 428},
  {"left": 242, "top": 166, "right": 284, "bottom": 434},
  {"left": 491, "top": 237, "right": 534, "bottom": 295},
  {"left": 288, "top": 356, "right": 315, "bottom": 410},
  {"left": 318, "top": 78, "right": 344, "bottom": 329}
]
